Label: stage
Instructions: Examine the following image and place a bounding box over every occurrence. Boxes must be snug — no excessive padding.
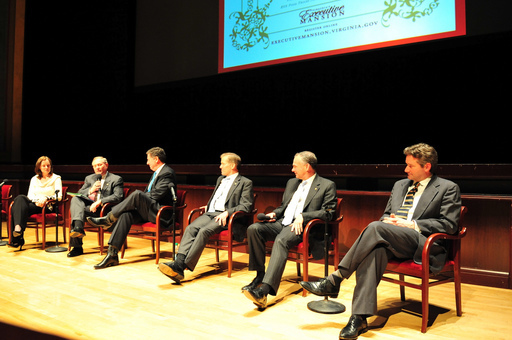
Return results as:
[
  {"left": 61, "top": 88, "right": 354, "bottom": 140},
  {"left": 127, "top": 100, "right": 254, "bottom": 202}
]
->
[{"left": 0, "top": 223, "right": 510, "bottom": 339}]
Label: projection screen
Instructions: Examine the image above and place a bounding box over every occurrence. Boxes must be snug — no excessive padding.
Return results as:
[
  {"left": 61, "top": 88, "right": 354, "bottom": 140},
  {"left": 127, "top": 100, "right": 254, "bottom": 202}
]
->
[{"left": 219, "top": 0, "right": 466, "bottom": 73}]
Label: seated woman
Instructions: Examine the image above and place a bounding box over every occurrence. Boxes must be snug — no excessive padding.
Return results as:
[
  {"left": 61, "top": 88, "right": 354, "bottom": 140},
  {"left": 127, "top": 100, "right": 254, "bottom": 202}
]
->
[{"left": 9, "top": 156, "right": 62, "bottom": 250}]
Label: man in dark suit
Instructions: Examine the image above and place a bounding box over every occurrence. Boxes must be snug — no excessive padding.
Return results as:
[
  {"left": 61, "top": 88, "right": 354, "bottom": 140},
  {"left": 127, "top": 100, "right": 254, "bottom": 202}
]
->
[
  {"left": 300, "top": 143, "right": 461, "bottom": 339},
  {"left": 88, "top": 147, "right": 176, "bottom": 269},
  {"left": 68, "top": 157, "right": 124, "bottom": 257},
  {"left": 158, "top": 152, "right": 253, "bottom": 283},
  {"left": 242, "top": 151, "right": 337, "bottom": 309}
]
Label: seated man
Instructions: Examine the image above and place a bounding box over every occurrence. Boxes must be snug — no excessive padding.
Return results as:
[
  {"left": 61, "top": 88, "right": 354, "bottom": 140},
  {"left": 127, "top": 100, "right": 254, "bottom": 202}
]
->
[
  {"left": 158, "top": 152, "right": 253, "bottom": 283},
  {"left": 300, "top": 143, "right": 461, "bottom": 339},
  {"left": 68, "top": 156, "right": 124, "bottom": 257},
  {"left": 242, "top": 151, "right": 337, "bottom": 309},
  {"left": 88, "top": 147, "right": 176, "bottom": 269}
]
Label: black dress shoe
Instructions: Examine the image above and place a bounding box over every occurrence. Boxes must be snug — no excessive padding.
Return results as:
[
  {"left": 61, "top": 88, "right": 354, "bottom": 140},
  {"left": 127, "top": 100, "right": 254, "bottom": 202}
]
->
[
  {"left": 67, "top": 247, "right": 84, "bottom": 257},
  {"left": 158, "top": 261, "right": 184, "bottom": 283},
  {"left": 94, "top": 253, "right": 119, "bottom": 269},
  {"left": 94, "top": 245, "right": 119, "bottom": 269},
  {"left": 87, "top": 213, "right": 117, "bottom": 229},
  {"left": 242, "top": 275, "right": 263, "bottom": 291},
  {"left": 243, "top": 287, "right": 267, "bottom": 309},
  {"left": 299, "top": 277, "right": 341, "bottom": 298},
  {"left": 339, "top": 315, "right": 368, "bottom": 339},
  {"left": 70, "top": 227, "right": 86, "bottom": 238}
]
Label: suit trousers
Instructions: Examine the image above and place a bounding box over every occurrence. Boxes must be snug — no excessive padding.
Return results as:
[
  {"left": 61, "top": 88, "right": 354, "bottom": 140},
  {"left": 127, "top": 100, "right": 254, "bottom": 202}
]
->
[
  {"left": 10, "top": 195, "right": 42, "bottom": 232},
  {"left": 178, "top": 212, "right": 224, "bottom": 271},
  {"left": 108, "top": 190, "right": 156, "bottom": 249},
  {"left": 69, "top": 196, "right": 100, "bottom": 247},
  {"left": 338, "top": 221, "right": 420, "bottom": 316},
  {"left": 247, "top": 221, "right": 302, "bottom": 295}
]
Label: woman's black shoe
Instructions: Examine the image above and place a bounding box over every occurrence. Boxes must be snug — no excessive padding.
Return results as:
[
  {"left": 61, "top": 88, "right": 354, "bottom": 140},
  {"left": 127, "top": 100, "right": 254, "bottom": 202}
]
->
[{"left": 8, "top": 235, "right": 25, "bottom": 250}]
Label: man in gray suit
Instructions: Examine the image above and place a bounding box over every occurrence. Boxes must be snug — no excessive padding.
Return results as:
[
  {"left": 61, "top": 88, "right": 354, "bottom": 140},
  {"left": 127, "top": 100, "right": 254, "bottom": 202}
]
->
[
  {"left": 300, "top": 143, "right": 461, "bottom": 339},
  {"left": 242, "top": 151, "right": 337, "bottom": 309},
  {"left": 68, "top": 156, "right": 124, "bottom": 257},
  {"left": 158, "top": 152, "right": 253, "bottom": 283}
]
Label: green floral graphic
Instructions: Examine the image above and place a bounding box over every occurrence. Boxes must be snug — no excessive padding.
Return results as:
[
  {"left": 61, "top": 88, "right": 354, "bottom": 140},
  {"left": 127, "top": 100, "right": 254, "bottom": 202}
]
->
[
  {"left": 229, "top": 0, "right": 273, "bottom": 51},
  {"left": 382, "top": 0, "right": 440, "bottom": 27}
]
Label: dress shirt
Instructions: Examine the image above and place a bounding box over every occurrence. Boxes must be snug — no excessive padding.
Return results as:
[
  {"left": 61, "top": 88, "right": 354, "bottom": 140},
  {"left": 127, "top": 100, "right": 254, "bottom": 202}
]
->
[
  {"left": 208, "top": 173, "right": 238, "bottom": 212},
  {"left": 282, "top": 174, "right": 316, "bottom": 225}
]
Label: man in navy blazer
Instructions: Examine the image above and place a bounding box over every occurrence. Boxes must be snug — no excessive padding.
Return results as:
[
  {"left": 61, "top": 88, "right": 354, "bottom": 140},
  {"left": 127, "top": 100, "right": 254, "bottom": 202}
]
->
[
  {"left": 158, "top": 152, "right": 253, "bottom": 283},
  {"left": 68, "top": 156, "right": 124, "bottom": 257},
  {"left": 88, "top": 147, "right": 176, "bottom": 269},
  {"left": 300, "top": 143, "right": 461, "bottom": 339},
  {"left": 242, "top": 151, "right": 337, "bottom": 309}
]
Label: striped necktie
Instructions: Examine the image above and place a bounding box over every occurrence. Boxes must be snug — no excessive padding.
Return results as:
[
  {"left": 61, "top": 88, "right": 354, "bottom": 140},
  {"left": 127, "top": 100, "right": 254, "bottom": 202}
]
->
[{"left": 395, "top": 182, "right": 420, "bottom": 219}]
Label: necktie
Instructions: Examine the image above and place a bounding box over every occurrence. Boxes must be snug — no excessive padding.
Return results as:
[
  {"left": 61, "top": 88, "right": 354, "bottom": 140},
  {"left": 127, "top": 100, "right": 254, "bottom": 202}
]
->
[
  {"left": 282, "top": 181, "right": 308, "bottom": 226},
  {"left": 147, "top": 172, "right": 157, "bottom": 192},
  {"left": 88, "top": 178, "right": 102, "bottom": 201},
  {"left": 395, "top": 182, "right": 420, "bottom": 219},
  {"left": 89, "top": 191, "right": 97, "bottom": 202}
]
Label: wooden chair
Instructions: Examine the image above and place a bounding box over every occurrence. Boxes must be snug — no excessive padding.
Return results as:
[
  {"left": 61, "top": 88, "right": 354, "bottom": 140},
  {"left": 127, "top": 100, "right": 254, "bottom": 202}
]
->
[
  {"left": 1, "top": 185, "right": 13, "bottom": 242},
  {"left": 23, "top": 186, "right": 69, "bottom": 249},
  {"left": 266, "top": 197, "right": 343, "bottom": 296},
  {"left": 381, "top": 206, "right": 468, "bottom": 333},
  {"left": 118, "top": 189, "right": 187, "bottom": 263},
  {"left": 74, "top": 187, "right": 131, "bottom": 254},
  {"left": 188, "top": 194, "right": 258, "bottom": 277}
]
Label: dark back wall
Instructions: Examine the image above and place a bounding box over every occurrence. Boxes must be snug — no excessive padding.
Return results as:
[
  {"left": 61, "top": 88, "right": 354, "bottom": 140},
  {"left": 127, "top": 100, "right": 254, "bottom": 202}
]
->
[{"left": 19, "top": 1, "right": 512, "bottom": 166}]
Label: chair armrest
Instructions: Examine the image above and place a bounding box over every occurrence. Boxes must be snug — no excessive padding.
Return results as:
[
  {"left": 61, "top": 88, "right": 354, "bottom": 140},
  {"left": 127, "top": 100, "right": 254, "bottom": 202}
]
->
[
  {"left": 300, "top": 218, "right": 331, "bottom": 254},
  {"left": 41, "top": 198, "right": 59, "bottom": 213},
  {"left": 187, "top": 206, "right": 206, "bottom": 225},
  {"left": 228, "top": 209, "right": 256, "bottom": 222},
  {"left": 100, "top": 202, "right": 115, "bottom": 217},
  {"left": 226, "top": 209, "right": 257, "bottom": 231},
  {"left": 156, "top": 205, "right": 174, "bottom": 219},
  {"left": 303, "top": 218, "right": 325, "bottom": 238},
  {"left": 1, "top": 195, "right": 12, "bottom": 203},
  {"left": 421, "top": 227, "right": 467, "bottom": 275}
]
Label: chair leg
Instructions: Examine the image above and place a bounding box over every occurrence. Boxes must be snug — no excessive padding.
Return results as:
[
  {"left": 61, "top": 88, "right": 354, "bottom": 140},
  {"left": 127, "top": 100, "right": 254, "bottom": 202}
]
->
[
  {"left": 42, "top": 224, "right": 46, "bottom": 249},
  {"left": 399, "top": 274, "right": 406, "bottom": 301},
  {"left": 228, "top": 246, "right": 232, "bottom": 278},
  {"left": 155, "top": 237, "right": 160, "bottom": 264},
  {"left": 302, "top": 259, "right": 309, "bottom": 297},
  {"left": 120, "top": 241, "right": 126, "bottom": 259},
  {"left": 454, "top": 267, "right": 463, "bottom": 316},
  {"left": 421, "top": 279, "right": 429, "bottom": 333},
  {"left": 99, "top": 229, "right": 104, "bottom": 255},
  {"left": 61, "top": 222, "right": 66, "bottom": 244}
]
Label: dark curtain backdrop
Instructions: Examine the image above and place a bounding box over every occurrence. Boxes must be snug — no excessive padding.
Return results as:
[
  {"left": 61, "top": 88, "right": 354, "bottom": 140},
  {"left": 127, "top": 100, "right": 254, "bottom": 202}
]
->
[{"left": 20, "top": 1, "right": 512, "bottom": 166}]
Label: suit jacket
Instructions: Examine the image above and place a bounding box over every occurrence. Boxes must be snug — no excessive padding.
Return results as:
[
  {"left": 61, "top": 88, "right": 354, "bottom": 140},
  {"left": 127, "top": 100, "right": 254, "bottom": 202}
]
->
[
  {"left": 274, "top": 175, "right": 338, "bottom": 259},
  {"left": 143, "top": 164, "right": 177, "bottom": 225},
  {"left": 78, "top": 172, "right": 124, "bottom": 205},
  {"left": 207, "top": 174, "right": 254, "bottom": 241},
  {"left": 382, "top": 175, "right": 461, "bottom": 273}
]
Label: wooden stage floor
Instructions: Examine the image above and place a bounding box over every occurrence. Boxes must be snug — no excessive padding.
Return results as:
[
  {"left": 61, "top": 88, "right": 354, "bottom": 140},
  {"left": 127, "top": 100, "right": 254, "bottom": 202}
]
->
[{"left": 0, "top": 223, "right": 511, "bottom": 340}]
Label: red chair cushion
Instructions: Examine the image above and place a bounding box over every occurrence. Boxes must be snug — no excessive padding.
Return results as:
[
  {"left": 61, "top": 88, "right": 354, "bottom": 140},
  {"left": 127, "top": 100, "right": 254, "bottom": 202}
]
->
[
  {"left": 29, "top": 213, "right": 62, "bottom": 223},
  {"left": 386, "top": 259, "right": 455, "bottom": 275}
]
